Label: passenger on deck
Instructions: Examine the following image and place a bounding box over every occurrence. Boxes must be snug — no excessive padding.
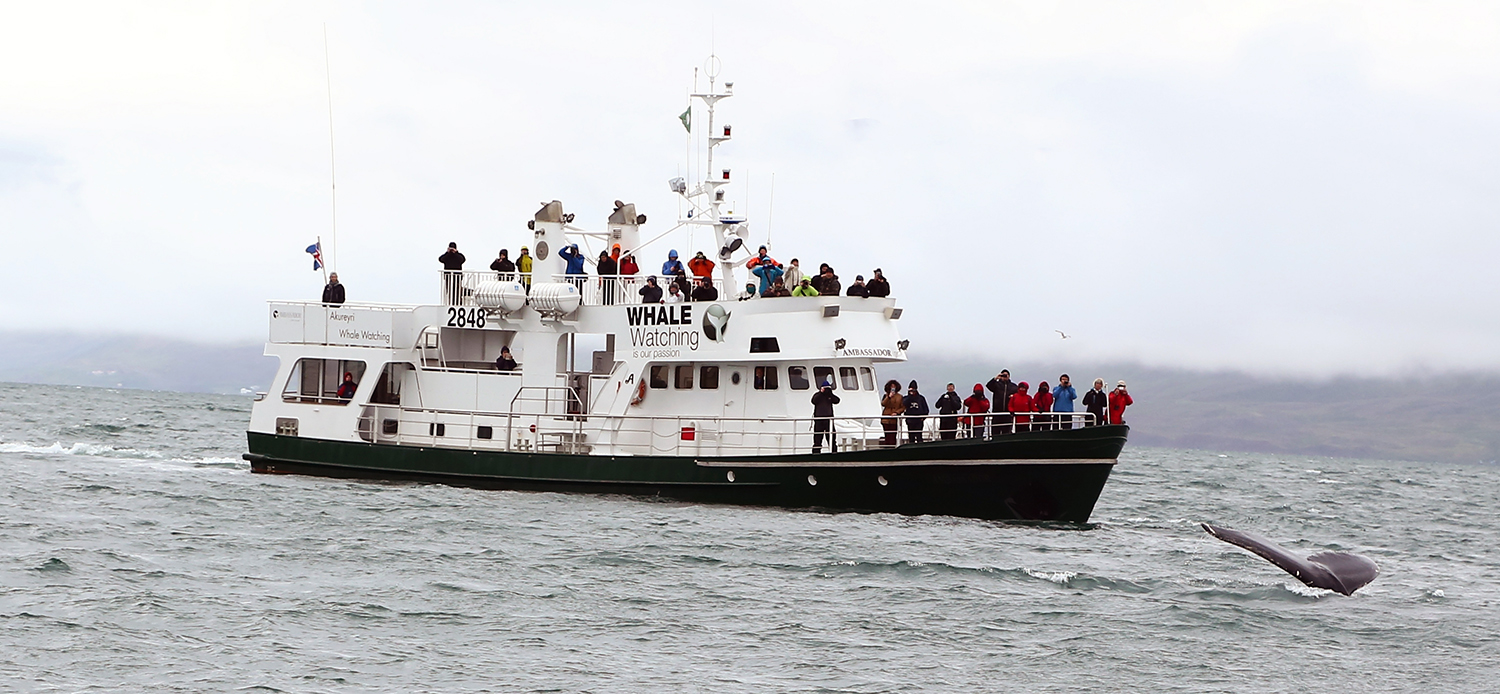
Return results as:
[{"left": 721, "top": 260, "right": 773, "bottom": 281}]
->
[
  {"left": 935, "top": 383, "right": 963, "bottom": 440},
  {"left": 638, "top": 276, "right": 663, "bottom": 304},
  {"left": 987, "top": 370, "right": 1018, "bottom": 433},
  {"left": 1082, "top": 378, "right": 1108, "bottom": 426},
  {"left": 1034, "top": 380, "right": 1054, "bottom": 431},
  {"left": 665, "top": 283, "right": 685, "bottom": 303},
  {"left": 846, "top": 275, "right": 869, "bottom": 298},
  {"left": 963, "top": 384, "right": 990, "bottom": 439},
  {"left": 490, "top": 249, "right": 515, "bottom": 280},
  {"left": 903, "top": 381, "right": 930, "bottom": 444},
  {"left": 880, "top": 380, "right": 904, "bottom": 447},
  {"left": 495, "top": 346, "right": 517, "bottom": 372},
  {"left": 691, "top": 277, "right": 719, "bottom": 302},
  {"left": 811, "top": 379, "right": 841, "bottom": 454},
  {"left": 815, "top": 264, "right": 841, "bottom": 296},
  {"left": 736, "top": 281, "right": 757, "bottom": 301},
  {"left": 866, "top": 268, "right": 890, "bottom": 297},
  {"left": 749, "top": 249, "right": 783, "bottom": 296},
  {"left": 784, "top": 258, "right": 804, "bottom": 288},
  {"left": 439, "top": 242, "right": 466, "bottom": 270},
  {"left": 1052, "top": 375, "right": 1077, "bottom": 429},
  {"left": 596, "top": 251, "right": 618, "bottom": 305},
  {"left": 791, "top": 278, "right": 820, "bottom": 297},
  {"left": 764, "top": 277, "right": 792, "bottom": 297},
  {"left": 1008, "top": 382, "right": 1034, "bottom": 433},
  {"left": 619, "top": 251, "right": 639, "bottom": 300},
  {"left": 517, "top": 247, "right": 533, "bottom": 291},
  {"left": 687, "top": 251, "right": 716, "bottom": 279},
  {"left": 1108, "top": 381, "right": 1133, "bottom": 425},
  {"left": 439, "top": 242, "right": 466, "bottom": 304},
  {"left": 560, "top": 244, "right": 586, "bottom": 293},
  {"left": 671, "top": 269, "right": 692, "bottom": 296},
  {"left": 321, "top": 273, "right": 345, "bottom": 306},
  {"left": 337, "top": 372, "right": 357, "bottom": 400},
  {"left": 662, "top": 249, "right": 684, "bottom": 277}
]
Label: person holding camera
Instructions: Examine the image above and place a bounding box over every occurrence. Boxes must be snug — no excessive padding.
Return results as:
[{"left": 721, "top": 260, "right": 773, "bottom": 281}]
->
[
  {"left": 811, "top": 379, "right": 841, "bottom": 454},
  {"left": 1108, "top": 381, "right": 1134, "bottom": 425}
]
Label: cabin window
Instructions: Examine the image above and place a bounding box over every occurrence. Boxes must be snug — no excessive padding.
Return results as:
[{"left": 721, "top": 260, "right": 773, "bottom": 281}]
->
[
  {"left": 477, "top": 426, "right": 493, "bottom": 440},
  {"left": 649, "top": 365, "right": 670, "bottom": 389},
  {"left": 370, "top": 363, "right": 411, "bottom": 405},
  {"left": 429, "top": 423, "right": 446, "bottom": 437},
  {"left": 749, "top": 337, "right": 781, "bottom": 353},
  {"left": 675, "top": 365, "right": 694, "bottom": 389},
  {"left": 860, "top": 367, "right": 875, "bottom": 391},
  {"left": 754, "top": 366, "right": 779, "bottom": 390},
  {"left": 700, "top": 366, "right": 720, "bottom": 389},
  {"left": 787, "top": 366, "right": 811, "bottom": 390},
  {"left": 282, "top": 358, "right": 366, "bottom": 405},
  {"left": 840, "top": 367, "right": 859, "bottom": 391},
  {"left": 813, "top": 366, "right": 836, "bottom": 390}
]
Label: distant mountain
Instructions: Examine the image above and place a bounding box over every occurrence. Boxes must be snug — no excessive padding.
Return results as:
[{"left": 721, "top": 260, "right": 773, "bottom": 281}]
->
[{"left": 1, "top": 331, "right": 1493, "bottom": 464}]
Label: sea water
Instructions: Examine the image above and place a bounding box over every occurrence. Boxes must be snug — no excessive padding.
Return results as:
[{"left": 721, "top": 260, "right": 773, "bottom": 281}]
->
[{"left": 1, "top": 382, "right": 1496, "bottom": 692}]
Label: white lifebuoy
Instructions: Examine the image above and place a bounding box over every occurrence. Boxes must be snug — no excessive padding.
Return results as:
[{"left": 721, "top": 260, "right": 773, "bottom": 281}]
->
[{"left": 629, "top": 379, "right": 648, "bottom": 406}]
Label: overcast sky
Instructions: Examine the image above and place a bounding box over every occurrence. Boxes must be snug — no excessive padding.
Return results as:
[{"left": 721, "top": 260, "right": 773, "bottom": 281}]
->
[{"left": 3, "top": 1, "right": 1498, "bottom": 377}]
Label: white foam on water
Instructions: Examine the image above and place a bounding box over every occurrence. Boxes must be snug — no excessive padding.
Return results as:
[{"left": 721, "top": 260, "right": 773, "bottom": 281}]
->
[
  {"left": 1025, "top": 568, "right": 1077, "bottom": 584},
  {"left": 0, "top": 440, "right": 164, "bottom": 459}
]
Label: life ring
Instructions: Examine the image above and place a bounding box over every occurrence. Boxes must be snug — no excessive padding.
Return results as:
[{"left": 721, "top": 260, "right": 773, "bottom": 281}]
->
[{"left": 629, "top": 379, "right": 648, "bottom": 406}]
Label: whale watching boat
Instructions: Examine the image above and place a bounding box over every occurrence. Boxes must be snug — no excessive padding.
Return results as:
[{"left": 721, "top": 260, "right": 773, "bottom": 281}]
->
[{"left": 243, "top": 61, "right": 1129, "bottom": 523}]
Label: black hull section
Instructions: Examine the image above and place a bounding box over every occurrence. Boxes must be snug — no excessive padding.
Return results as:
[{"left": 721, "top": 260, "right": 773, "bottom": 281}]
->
[{"left": 244, "top": 426, "right": 1128, "bottom": 523}]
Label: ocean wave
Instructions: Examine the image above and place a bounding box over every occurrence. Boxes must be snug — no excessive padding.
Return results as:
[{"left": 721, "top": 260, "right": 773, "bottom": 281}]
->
[{"left": 0, "top": 440, "right": 164, "bottom": 459}]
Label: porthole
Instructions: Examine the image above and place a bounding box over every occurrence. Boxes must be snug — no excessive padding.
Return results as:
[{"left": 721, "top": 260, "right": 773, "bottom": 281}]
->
[
  {"left": 730, "top": 371, "right": 741, "bottom": 385},
  {"left": 807, "top": 474, "right": 817, "bottom": 486},
  {"left": 877, "top": 475, "right": 888, "bottom": 486},
  {"left": 726, "top": 470, "right": 735, "bottom": 482}
]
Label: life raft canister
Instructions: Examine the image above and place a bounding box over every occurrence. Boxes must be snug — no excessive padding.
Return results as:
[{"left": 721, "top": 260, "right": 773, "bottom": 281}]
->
[{"left": 629, "top": 378, "right": 648, "bottom": 406}]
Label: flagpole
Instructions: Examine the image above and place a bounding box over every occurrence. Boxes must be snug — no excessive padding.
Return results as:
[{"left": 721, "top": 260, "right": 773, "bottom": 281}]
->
[
  {"left": 323, "top": 25, "right": 338, "bottom": 274},
  {"left": 318, "top": 235, "right": 327, "bottom": 286}
]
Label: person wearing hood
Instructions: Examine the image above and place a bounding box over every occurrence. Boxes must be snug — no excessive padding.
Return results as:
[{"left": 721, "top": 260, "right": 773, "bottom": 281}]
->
[
  {"left": 784, "top": 258, "right": 804, "bottom": 288},
  {"left": 814, "top": 264, "right": 841, "bottom": 296},
  {"left": 746, "top": 246, "right": 774, "bottom": 270},
  {"left": 495, "top": 346, "right": 517, "bottom": 372},
  {"left": 638, "top": 276, "right": 663, "bottom": 304},
  {"left": 1108, "top": 381, "right": 1134, "bottom": 425},
  {"left": 935, "top": 383, "right": 963, "bottom": 440},
  {"left": 690, "top": 277, "right": 718, "bottom": 302},
  {"left": 662, "top": 249, "right": 685, "bottom": 277},
  {"left": 736, "top": 281, "right": 758, "bottom": 301},
  {"left": 1033, "top": 380, "right": 1054, "bottom": 431},
  {"left": 865, "top": 268, "right": 890, "bottom": 298},
  {"left": 618, "top": 251, "right": 639, "bottom": 301},
  {"left": 986, "top": 370, "right": 1018, "bottom": 433},
  {"left": 336, "top": 372, "right": 357, "bottom": 400},
  {"left": 490, "top": 249, "right": 515, "bottom": 281},
  {"left": 764, "top": 277, "right": 792, "bottom": 297},
  {"left": 687, "top": 251, "right": 716, "bottom": 278},
  {"left": 517, "top": 246, "right": 533, "bottom": 291},
  {"left": 558, "top": 243, "right": 586, "bottom": 292},
  {"left": 791, "top": 277, "right": 820, "bottom": 297},
  {"left": 439, "top": 242, "right": 466, "bottom": 304},
  {"left": 846, "top": 275, "right": 869, "bottom": 298},
  {"left": 810, "top": 378, "right": 841, "bottom": 454},
  {"left": 1081, "top": 378, "right": 1108, "bottom": 426},
  {"left": 880, "top": 380, "right": 904, "bottom": 447},
  {"left": 1007, "top": 382, "right": 1035, "bottom": 433},
  {"left": 596, "top": 250, "right": 618, "bottom": 305},
  {"left": 752, "top": 257, "right": 784, "bottom": 296},
  {"left": 903, "top": 381, "right": 930, "bottom": 444},
  {"left": 1052, "top": 374, "right": 1078, "bottom": 430},
  {"left": 962, "top": 384, "right": 990, "bottom": 439}
]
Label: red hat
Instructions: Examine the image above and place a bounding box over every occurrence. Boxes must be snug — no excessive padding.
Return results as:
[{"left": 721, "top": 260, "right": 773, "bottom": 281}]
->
[
  {"left": 973, "top": 384, "right": 983, "bottom": 392},
  {"left": 1018, "top": 381, "right": 1029, "bottom": 390}
]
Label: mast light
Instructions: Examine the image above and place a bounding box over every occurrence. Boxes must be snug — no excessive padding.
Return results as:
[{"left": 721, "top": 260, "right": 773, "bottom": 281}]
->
[{"left": 722, "top": 169, "right": 731, "bottom": 181}]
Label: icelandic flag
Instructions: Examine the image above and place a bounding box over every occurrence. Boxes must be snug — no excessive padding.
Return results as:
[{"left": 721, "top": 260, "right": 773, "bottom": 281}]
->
[{"left": 306, "top": 241, "right": 323, "bottom": 271}]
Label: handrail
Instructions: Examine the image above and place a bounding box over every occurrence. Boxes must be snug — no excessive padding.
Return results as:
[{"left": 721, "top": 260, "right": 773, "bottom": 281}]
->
[{"left": 442, "top": 270, "right": 740, "bottom": 307}]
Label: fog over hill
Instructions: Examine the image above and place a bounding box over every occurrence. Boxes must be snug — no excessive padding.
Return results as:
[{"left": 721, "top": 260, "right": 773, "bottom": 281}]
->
[{"left": 2, "top": 331, "right": 1495, "bottom": 465}]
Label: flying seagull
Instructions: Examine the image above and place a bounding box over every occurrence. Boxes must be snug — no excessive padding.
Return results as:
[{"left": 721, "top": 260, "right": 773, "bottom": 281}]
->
[
  {"left": 1201, "top": 523, "right": 1379, "bottom": 596},
  {"left": 1055, "top": 330, "right": 1071, "bottom": 339}
]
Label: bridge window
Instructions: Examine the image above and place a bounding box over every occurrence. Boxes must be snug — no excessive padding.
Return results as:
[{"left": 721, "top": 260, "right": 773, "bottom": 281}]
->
[
  {"left": 813, "top": 366, "right": 835, "bottom": 390},
  {"left": 675, "top": 365, "right": 694, "bottom": 389},
  {"left": 749, "top": 337, "right": 780, "bottom": 353},
  {"left": 700, "top": 366, "right": 720, "bottom": 389},
  {"left": 859, "top": 367, "right": 875, "bottom": 390},
  {"left": 754, "top": 366, "right": 779, "bottom": 390},
  {"left": 788, "top": 366, "right": 810, "bottom": 390},
  {"left": 649, "top": 365, "right": 670, "bottom": 389},
  {"left": 840, "top": 366, "right": 859, "bottom": 391}
]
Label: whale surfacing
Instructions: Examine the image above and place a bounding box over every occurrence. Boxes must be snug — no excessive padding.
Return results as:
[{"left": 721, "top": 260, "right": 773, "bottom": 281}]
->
[{"left": 1201, "top": 523, "right": 1379, "bottom": 596}]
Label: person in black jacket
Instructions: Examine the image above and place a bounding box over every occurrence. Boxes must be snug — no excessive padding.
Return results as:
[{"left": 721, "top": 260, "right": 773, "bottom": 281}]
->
[
  {"left": 597, "top": 251, "right": 618, "bottom": 305},
  {"left": 690, "top": 277, "right": 719, "bottom": 302},
  {"left": 439, "top": 242, "right": 466, "bottom": 304},
  {"left": 846, "top": 275, "right": 870, "bottom": 297},
  {"left": 865, "top": 268, "right": 891, "bottom": 297},
  {"left": 638, "top": 276, "right": 663, "bottom": 304},
  {"left": 1081, "top": 378, "right": 1108, "bottom": 426},
  {"left": 490, "top": 249, "right": 515, "bottom": 280},
  {"left": 811, "top": 379, "right": 841, "bottom": 453},
  {"left": 903, "top": 380, "right": 930, "bottom": 444},
  {"left": 495, "top": 346, "right": 517, "bottom": 372},
  {"left": 935, "top": 382, "right": 963, "bottom": 440},
  {"left": 321, "top": 273, "right": 345, "bottom": 305},
  {"left": 986, "top": 370, "right": 1018, "bottom": 434}
]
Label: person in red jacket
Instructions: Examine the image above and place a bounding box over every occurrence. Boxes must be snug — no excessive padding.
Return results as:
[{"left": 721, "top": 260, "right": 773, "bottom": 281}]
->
[
  {"left": 1033, "top": 380, "right": 1054, "bottom": 431},
  {"left": 1008, "top": 382, "right": 1034, "bottom": 433},
  {"left": 962, "top": 384, "right": 990, "bottom": 439},
  {"left": 1108, "top": 380, "right": 1134, "bottom": 424}
]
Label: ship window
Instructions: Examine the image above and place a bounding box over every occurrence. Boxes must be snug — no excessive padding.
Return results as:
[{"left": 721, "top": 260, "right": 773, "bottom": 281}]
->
[
  {"left": 754, "top": 366, "right": 779, "bottom": 390},
  {"left": 429, "top": 423, "right": 446, "bottom": 437},
  {"left": 860, "top": 367, "right": 875, "bottom": 391},
  {"left": 477, "top": 426, "right": 493, "bottom": 440},
  {"left": 675, "top": 365, "right": 694, "bottom": 389},
  {"left": 283, "top": 358, "right": 366, "bottom": 405},
  {"left": 371, "top": 363, "right": 411, "bottom": 405},
  {"left": 813, "top": 366, "right": 836, "bottom": 390},
  {"left": 700, "top": 366, "right": 719, "bottom": 389},
  {"left": 788, "top": 366, "right": 811, "bottom": 390},
  {"left": 749, "top": 337, "right": 780, "bottom": 353},
  {"left": 649, "top": 365, "right": 670, "bottom": 389},
  {"left": 840, "top": 367, "right": 859, "bottom": 391}
]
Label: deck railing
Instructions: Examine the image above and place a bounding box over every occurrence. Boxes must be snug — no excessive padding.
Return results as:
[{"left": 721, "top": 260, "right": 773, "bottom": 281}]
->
[{"left": 441, "top": 270, "right": 795, "bottom": 308}]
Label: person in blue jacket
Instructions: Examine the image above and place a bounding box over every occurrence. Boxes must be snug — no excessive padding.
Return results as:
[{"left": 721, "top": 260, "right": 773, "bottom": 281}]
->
[
  {"left": 1051, "top": 374, "right": 1078, "bottom": 429},
  {"left": 662, "top": 249, "right": 684, "bottom": 277},
  {"left": 903, "top": 380, "right": 930, "bottom": 444},
  {"left": 559, "top": 243, "right": 586, "bottom": 292}
]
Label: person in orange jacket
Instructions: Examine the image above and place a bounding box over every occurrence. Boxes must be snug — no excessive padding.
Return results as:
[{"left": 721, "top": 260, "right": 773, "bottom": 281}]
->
[
  {"left": 1007, "top": 382, "right": 1034, "bottom": 433},
  {"left": 687, "top": 251, "right": 716, "bottom": 278},
  {"left": 1108, "top": 380, "right": 1134, "bottom": 424}
]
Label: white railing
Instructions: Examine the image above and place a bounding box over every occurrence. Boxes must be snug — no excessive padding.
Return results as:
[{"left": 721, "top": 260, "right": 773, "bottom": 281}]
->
[
  {"left": 441, "top": 270, "right": 739, "bottom": 308},
  {"left": 355, "top": 405, "right": 1099, "bottom": 458}
]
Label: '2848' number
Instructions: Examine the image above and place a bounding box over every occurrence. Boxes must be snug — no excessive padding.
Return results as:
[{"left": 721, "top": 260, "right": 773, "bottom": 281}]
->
[{"left": 446, "top": 306, "right": 486, "bottom": 328}]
